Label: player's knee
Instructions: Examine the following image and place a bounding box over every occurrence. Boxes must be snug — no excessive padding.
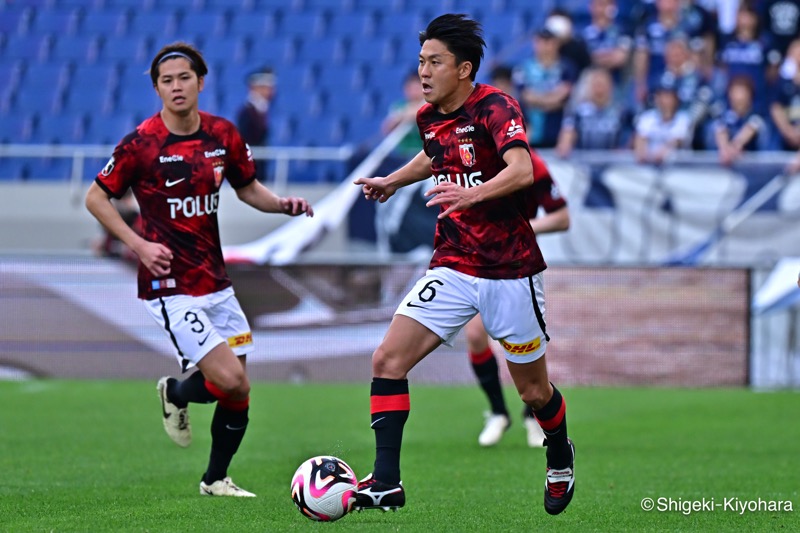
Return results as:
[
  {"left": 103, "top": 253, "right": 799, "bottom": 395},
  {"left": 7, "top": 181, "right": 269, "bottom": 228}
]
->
[
  {"left": 211, "top": 370, "right": 250, "bottom": 400},
  {"left": 371, "top": 345, "right": 408, "bottom": 379},
  {"left": 518, "top": 382, "right": 551, "bottom": 410}
]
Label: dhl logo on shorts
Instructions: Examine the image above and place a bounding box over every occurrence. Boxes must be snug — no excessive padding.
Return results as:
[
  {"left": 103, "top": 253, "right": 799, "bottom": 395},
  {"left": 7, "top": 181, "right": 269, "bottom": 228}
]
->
[
  {"left": 500, "top": 337, "right": 542, "bottom": 355},
  {"left": 228, "top": 332, "right": 253, "bottom": 348}
]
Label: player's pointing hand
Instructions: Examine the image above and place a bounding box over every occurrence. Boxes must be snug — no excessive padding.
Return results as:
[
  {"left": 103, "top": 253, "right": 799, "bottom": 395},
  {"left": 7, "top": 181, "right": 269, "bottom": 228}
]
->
[{"left": 354, "top": 176, "right": 397, "bottom": 203}]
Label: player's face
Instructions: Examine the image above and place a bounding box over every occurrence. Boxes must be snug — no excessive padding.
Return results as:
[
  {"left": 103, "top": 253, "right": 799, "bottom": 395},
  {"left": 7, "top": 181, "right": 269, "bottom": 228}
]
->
[
  {"left": 155, "top": 58, "right": 204, "bottom": 116},
  {"left": 418, "top": 39, "right": 469, "bottom": 106}
]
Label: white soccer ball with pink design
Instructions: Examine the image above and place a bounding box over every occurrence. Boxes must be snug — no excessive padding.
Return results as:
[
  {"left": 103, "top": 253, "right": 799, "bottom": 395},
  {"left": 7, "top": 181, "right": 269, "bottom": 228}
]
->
[{"left": 290, "top": 456, "right": 357, "bottom": 521}]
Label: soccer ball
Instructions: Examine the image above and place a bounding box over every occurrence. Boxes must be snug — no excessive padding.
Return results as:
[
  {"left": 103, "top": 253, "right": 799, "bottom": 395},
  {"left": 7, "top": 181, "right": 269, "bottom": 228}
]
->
[{"left": 290, "top": 456, "right": 358, "bottom": 521}]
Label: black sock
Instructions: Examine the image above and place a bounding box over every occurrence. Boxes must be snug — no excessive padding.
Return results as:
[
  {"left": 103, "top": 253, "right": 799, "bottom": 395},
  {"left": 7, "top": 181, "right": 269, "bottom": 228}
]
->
[
  {"left": 370, "top": 378, "right": 409, "bottom": 485},
  {"left": 204, "top": 404, "right": 249, "bottom": 484},
  {"left": 470, "top": 349, "right": 508, "bottom": 416},
  {"left": 533, "top": 384, "right": 570, "bottom": 469},
  {"left": 168, "top": 371, "right": 216, "bottom": 407}
]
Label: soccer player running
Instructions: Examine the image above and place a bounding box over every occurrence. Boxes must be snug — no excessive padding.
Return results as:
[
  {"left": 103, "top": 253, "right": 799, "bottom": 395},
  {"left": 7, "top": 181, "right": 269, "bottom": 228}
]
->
[
  {"left": 85, "top": 42, "right": 313, "bottom": 497},
  {"left": 353, "top": 14, "right": 575, "bottom": 515},
  {"left": 470, "top": 172, "right": 569, "bottom": 448}
]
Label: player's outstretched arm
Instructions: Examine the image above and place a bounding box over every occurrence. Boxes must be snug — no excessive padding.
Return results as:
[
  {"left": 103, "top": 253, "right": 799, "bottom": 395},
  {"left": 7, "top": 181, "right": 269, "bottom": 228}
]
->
[
  {"left": 85, "top": 182, "right": 173, "bottom": 276},
  {"left": 354, "top": 150, "right": 431, "bottom": 203},
  {"left": 235, "top": 180, "right": 314, "bottom": 217},
  {"left": 425, "top": 146, "right": 533, "bottom": 219}
]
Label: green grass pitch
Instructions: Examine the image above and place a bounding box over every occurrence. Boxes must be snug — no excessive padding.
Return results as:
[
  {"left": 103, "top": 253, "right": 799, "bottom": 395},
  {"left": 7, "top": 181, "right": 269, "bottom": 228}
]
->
[{"left": 1, "top": 381, "right": 798, "bottom": 532}]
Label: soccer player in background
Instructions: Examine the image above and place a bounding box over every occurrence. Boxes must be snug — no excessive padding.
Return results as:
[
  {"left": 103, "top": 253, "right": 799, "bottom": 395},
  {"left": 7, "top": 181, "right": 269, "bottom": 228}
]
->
[
  {"left": 85, "top": 42, "right": 313, "bottom": 497},
  {"left": 470, "top": 171, "right": 570, "bottom": 448},
  {"left": 353, "top": 14, "right": 575, "bottom": 516}
]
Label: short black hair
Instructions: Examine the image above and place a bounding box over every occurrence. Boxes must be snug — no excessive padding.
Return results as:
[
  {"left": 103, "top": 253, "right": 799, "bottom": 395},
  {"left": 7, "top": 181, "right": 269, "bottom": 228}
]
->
[
  {"left": 418, "top": 14, "right": 485, "bottom": 81},
  {"left": 150, "top": 42, "right": 208, "bottom": 86}
]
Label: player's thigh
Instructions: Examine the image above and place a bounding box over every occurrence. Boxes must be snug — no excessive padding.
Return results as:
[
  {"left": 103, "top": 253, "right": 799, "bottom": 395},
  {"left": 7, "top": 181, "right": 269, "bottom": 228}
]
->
[
  {"left": 143, "top": 294, "right": 227, "bottom": 371},
  {"left": 479, "top": 272, "right": 548, "bottom": 364},
  {"left": 373, "top": 314, "right": 443, "bottom": 378},
  {"left": 205, "top": 287, "right": 254, "bottom": 357},
  {"left": 394, "top": 268, "right": 478, "bottom": 347},
  {"left": 464, "top": 314, "right": 490, "bottom": 351}
]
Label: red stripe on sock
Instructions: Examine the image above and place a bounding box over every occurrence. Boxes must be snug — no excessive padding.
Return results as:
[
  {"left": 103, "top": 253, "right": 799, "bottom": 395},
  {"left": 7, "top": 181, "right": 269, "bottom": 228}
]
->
[
  {"left": 204, "top": 380, "right": 250, "bottom": 411},
  {"left": 204, "top": 379, "right": 226, "bottom": 400},
  {"left": 469, "top": 347, "right": 494, "bottom": 365},
  {"left": 219, "top": 396, "right": 249, "bottom": 411},
  {"left": 536, "top": 396, "right": 566, "bottom": 431},
  {"left": 370, "top": 393, "right": 410, "bottom": 414}
]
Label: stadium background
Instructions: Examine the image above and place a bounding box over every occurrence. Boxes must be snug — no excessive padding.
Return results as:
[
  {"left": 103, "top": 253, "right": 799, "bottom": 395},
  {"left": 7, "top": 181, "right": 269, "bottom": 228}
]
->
[{"left": 0, "top": 0, "right": 798, "bottom": 391}]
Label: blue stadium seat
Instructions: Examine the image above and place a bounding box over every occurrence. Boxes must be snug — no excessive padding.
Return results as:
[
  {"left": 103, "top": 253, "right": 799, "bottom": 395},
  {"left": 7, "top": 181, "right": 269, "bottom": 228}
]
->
[
  {"left": 249, "top": 36, "right": 299, "bottom": 64},
  {"left": 99, "top": 35, "right": 151, "bottom": 65},
  {"left": 0, "top": 158, "right": 32, "bottom": 181},
  {"left": 70, "top": 64, "right": 118, "bottom": 94},
  {"left": 85, "top": 114, "right": 136, "bottom": 145},
  {"left": 0, "top": 113, "right": 34, "bottom": 143},
  {"left": 12, "top": 86, "right": 63, "bottom": 116},
  {"left": 21, "top": 64, "right": 70, "bottom": 95},
  {"left": 178, "top": 11, "right": 228, "bottom": 40},
  {"left": 1, "top": 35, "right": 52, "bottom": 62},
  {"left": 228, "top": 12, "right": 278, "bottom": 39},
  {"left": 29, "top": 8, "right": 81, "bottom": 36},
  {"left": 116, "top": 83, "right": 162, "bottom": 120},
  {"left": 195, "top": 36, "right": 248, "bottom": 64},
  {"left": 48, "top": 35, "right": 101, "bottom": 64},
  {"left": 31, "top": 115, "right": 85, "bottom": 144},
  {"left": 62, "top": 85, "right": 115, "bottom": 117},
  {"left": 294, "top": 36, "right": 347, "bottom": 64},
  {"left": 278, "top": 11, "right": 327, "bottom": 37},
  {"left": 0, "top": 62, "right": 24, "bottom": 96},
  {"left": 26, "top": 157, "right": 73, "bottom": 180},
  {"left": 0, "top": 7, "right": 34, "bottom": 35},
  {"left": 127, "top": 11, "right": 178, "bottom": 40},
  {"left": 80, "top": 10, "right": 130, "bottom": 37},
  {"left": 326, "top": 12, "right": 377, "bottom": 38}
]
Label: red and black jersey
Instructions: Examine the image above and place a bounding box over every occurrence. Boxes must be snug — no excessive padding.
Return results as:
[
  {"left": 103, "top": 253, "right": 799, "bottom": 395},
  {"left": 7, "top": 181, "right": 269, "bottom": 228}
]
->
[
  {"left": 95, "top": 111, "right": 256, "bottom": 300},
  {"left": 417, "top": 84, "right": 548, "bottom": 279},
  {"left": 525, "top": 166, "right": 567, "bottom": 219}
]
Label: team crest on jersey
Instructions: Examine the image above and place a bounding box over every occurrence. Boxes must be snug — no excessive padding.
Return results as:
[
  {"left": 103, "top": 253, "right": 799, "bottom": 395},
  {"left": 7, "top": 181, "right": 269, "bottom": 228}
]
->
[
  {"left": 101, "top": 156, "right": 115, "bottom": 176},
  {"left": 459, "top": 143, "right": 476, "bottom": 167},
  {"left": 213, "top": 163, "right": 225, "bottom": 187}
]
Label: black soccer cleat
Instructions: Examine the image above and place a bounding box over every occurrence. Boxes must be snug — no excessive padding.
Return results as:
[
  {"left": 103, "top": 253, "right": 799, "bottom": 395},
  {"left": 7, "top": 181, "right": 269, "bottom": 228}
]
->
[
  {"left": 544, "top": 438, "right": 575, "bottom": 515},
  {"left": 353, "top": 473, "right": 405, "bottom": 512}
]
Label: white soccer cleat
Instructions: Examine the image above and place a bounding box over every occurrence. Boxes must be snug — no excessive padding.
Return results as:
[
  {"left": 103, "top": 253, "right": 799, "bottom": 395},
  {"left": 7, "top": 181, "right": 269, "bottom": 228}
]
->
[
  {"left": 478, "top": 412, "right": 510, "bottom": 447},
  {"left": 524, "top": 417, "right": 547, "bottom": 448},
  {"left": 157, "top": 377, "right": 191, "bottom": 448},
  {"left": 200, "top": 477, "right": 256, "bottom": 497}
]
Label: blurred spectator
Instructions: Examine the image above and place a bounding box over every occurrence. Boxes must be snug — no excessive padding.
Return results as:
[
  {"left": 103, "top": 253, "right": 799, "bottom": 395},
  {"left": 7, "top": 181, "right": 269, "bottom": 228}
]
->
[
  {"left": 633, "top": 77, "right": 693, "bottom": 163},
  {"left": 556, "top": 67, "right": 633, "bottom": 157},
  {"left": 633, "top": 0, "right": 716, "bottom": 106},
  {"left": 236, "top": 66, "right": 276, "bottom": 182},
  {"left": 759, "top": 0, "right": 800, "bottom": 70},
  {"left": 711, "top": 76, "right": 767, "bottom": 165},
  {"left": 582, "top": 0, "right": 634, "bottom": 83},
  {"left": 544, "top": 9, "right": 593, "bottom": 76},
  {"left": 770, "top": 38, "right": 800, "bottom": 150},
  {"left": 659, "top": 37, "right": 716, "bottom": 146},
  {"left": 515, "top": 27, "right": 579, "bottom": 148},
  {"left": 489, "top": 64, "right": 518, "bottom": 99},
  {"left": 717, "top": 4, "right": 771, "bottom": 114},
  {"left": 381, "top": 68, "right": 426, "bottom": 159}
]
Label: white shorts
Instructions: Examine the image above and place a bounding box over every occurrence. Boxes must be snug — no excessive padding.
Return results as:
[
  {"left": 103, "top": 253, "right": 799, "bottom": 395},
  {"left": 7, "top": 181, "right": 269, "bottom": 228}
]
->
[
  {"left": 395, "top": 268, "right": 548, "bottom": 364},
  {"left": 143, "top": 286, "right": 254, "bottom": 372}
]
